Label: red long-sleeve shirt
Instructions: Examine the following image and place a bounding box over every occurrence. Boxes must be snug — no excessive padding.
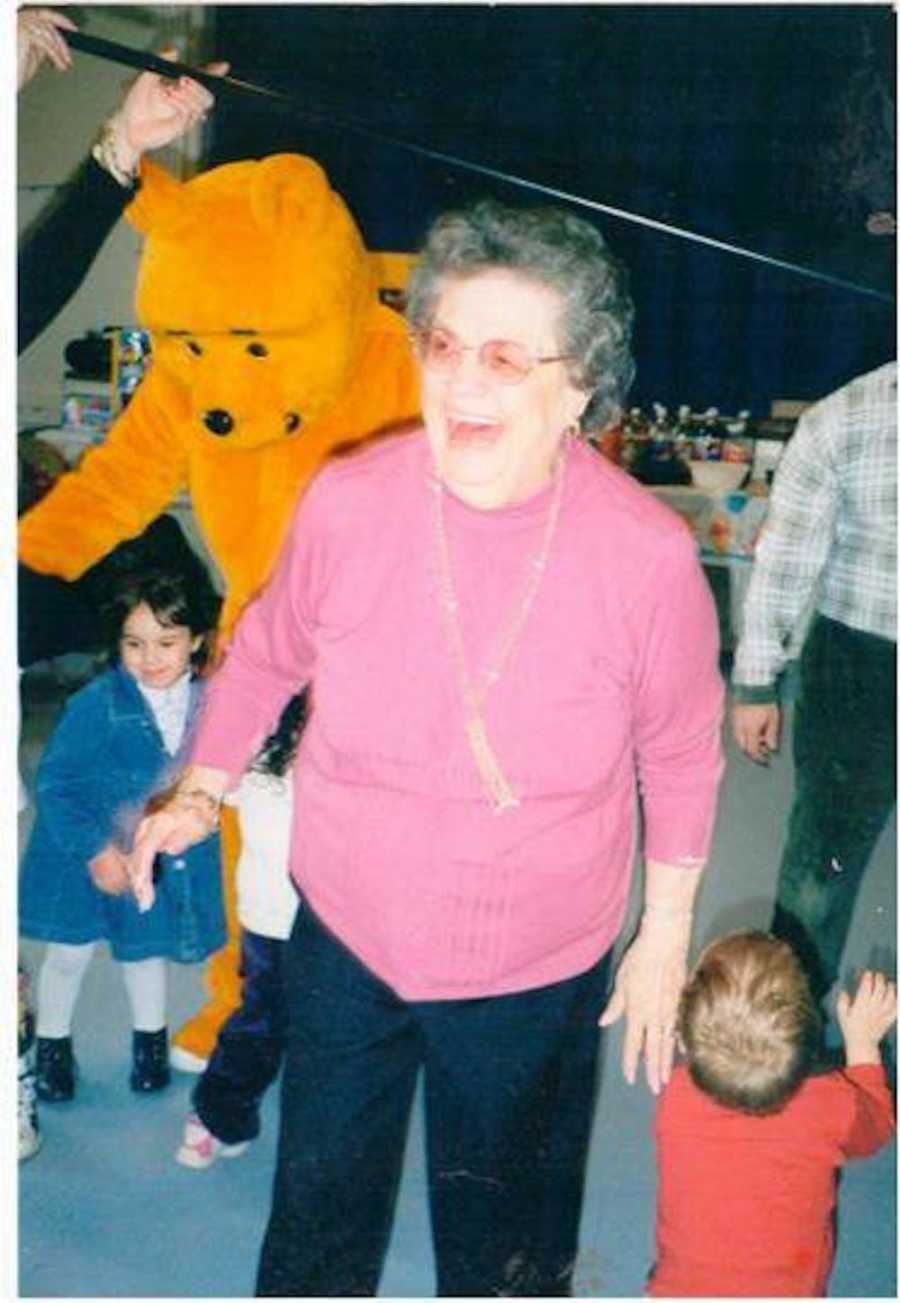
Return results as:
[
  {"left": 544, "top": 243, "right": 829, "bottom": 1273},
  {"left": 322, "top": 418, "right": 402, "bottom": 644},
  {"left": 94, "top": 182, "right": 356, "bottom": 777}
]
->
[{"left": 649, "top": 1062, "right": 895, "bottom": 1297}]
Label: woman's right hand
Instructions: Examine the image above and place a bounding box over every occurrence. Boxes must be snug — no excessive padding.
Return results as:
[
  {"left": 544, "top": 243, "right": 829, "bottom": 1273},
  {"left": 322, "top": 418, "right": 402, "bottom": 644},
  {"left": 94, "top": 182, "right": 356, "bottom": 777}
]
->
[{"left": 126, "top": 795, "right": 218, "bottom": 913}]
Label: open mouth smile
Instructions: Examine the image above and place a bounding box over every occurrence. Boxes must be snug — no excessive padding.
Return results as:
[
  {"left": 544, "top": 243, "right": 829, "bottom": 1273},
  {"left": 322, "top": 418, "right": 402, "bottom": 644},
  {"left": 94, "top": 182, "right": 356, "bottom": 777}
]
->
[{"left": 447, "top": 416, "right": 503, "bottom": 445}]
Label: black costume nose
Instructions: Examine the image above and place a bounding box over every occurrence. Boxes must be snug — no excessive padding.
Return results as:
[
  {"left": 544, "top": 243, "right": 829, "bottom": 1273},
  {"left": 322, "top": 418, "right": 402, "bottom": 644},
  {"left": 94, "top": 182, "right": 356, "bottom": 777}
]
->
[{"left": 204, "top": 409, "right": 234, "bottom": 436}]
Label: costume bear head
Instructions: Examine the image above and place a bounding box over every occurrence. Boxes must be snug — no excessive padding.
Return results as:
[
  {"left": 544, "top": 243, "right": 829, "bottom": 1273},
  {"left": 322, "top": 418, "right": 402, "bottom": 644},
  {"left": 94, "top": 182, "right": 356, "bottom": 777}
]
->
[
  {"left": 20, "top": 151, "right": 420, "bottom": 636},
  {"left": 127, "top": 153, "right": 390, "bottom": 451}
]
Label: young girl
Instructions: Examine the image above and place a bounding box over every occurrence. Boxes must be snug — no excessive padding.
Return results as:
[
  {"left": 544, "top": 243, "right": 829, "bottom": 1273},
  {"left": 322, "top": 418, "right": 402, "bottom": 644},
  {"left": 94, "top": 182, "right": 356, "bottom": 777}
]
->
[
  {"left": 176, "top": 692, "right": 306, "bottom": 1169},
  {"left": 19, "top": 565, "right": 224, "bottom": 1101}
]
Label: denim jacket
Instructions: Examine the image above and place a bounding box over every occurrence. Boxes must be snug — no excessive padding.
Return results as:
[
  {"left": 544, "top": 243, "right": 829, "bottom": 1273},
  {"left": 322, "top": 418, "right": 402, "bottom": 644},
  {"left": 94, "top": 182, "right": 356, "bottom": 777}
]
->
[{"left": 19, "top": 666, "right": 225, "bottom": 963}]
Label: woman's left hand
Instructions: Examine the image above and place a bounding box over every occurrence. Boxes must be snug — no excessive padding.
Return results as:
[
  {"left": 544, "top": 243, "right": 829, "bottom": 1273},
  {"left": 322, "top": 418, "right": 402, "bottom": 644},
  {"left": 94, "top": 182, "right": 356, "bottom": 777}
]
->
[{"left": 598, "top": 911, "right": 691, "bottom": 1094}]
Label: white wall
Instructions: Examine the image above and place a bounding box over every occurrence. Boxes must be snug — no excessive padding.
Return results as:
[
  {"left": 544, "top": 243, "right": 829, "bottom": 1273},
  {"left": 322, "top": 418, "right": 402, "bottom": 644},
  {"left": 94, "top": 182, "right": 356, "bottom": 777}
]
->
[{"left": 17, "top": 4, "right": 211, "bottom": 426}]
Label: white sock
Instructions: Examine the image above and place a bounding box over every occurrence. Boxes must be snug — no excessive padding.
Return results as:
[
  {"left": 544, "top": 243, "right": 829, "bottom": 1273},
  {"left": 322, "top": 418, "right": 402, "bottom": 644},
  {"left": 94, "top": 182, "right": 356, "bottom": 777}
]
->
[
  {"left": 120, "top": 957, "right": 167, "bottom": 1032},
  {"left": 36, "top": 942, "right": 95, "bottom": 1038}
]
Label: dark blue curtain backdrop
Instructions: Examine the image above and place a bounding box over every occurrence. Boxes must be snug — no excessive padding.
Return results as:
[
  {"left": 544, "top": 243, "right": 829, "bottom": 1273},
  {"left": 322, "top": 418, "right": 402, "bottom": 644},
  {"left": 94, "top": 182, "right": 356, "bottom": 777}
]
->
[{"left": 209, "top": 5, "right": 895, "bottom": 415}]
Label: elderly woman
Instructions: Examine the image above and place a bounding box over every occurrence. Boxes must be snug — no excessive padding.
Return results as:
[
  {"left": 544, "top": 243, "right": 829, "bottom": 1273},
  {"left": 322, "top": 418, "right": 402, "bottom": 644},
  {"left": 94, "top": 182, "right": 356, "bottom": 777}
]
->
[{"left": 129, "top": 199, "right": 724, "bottom": 1297}]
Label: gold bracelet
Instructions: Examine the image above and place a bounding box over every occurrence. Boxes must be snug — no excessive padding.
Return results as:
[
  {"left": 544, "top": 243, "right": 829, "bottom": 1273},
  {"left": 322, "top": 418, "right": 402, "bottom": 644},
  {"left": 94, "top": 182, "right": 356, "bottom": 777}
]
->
[
  {"left": 173, "top": 788, "right": 223, "bottom": 829},
  {"left": 91, "top": 113, "right": 138, "bottom": 188}
]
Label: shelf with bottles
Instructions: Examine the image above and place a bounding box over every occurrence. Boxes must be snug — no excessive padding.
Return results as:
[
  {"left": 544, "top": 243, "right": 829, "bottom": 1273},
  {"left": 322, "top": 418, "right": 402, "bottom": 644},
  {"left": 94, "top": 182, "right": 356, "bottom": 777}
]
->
[
  {"left": 59, "top": 327, "right": 153, "bottom": 438},
  {"left": 589, "top": 402, "right": 795, "bottom": 495}
]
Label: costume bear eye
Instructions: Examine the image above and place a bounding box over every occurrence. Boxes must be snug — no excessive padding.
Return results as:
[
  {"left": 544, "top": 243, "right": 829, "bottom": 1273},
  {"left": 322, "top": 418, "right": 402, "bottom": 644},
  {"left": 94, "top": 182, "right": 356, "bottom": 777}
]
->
[
  {"left": 186, "top": 340, "right": 203, "bottom": 357},
  {"left": 247, "top": 342, "right": 269, "bottom": 358}
]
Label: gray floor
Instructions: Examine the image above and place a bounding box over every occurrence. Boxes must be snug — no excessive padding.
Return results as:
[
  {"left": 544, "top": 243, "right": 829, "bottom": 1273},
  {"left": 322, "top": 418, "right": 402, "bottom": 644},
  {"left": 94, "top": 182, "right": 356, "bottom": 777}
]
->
[{"left": 16, "top": 665, "right": 897, "bottom": 1298}]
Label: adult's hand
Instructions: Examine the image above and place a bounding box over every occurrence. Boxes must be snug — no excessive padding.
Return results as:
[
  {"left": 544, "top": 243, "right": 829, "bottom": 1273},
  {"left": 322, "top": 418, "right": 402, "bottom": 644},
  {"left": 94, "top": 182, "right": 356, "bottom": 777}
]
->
[
  {"left": 599, "top": 909, "right": 692, "bottom": 1094},
  {"left": 17, "top": 7, "right": 76, "bottom": 91},
  {"left": 88, "top": 844, "right": 130, "bottom": 896},
  {"left": 111, "top": 49, "right": 230, "bottom": 175},
  {"left": 126, "top": 803, "right": 210, "bottom": 912},
  {"left": 732, "top": 701, "right": 780, "bottom": 763},
  {"left": 126, "top": 765, "right": 229, "bottom": 912}
]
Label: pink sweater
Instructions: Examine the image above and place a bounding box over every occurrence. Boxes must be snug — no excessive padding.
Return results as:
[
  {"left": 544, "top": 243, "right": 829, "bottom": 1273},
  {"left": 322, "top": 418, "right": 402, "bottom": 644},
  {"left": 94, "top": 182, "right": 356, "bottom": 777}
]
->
[{"left": 192, "top": 430, "right": 724, "bottom": 999}]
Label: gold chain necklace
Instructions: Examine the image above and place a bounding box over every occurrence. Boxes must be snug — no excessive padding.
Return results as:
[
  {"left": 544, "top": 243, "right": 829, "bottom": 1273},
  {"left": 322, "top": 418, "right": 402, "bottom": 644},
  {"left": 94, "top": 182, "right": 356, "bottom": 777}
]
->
[{"left": 430, "top": 439, "right": 569, "bottom": 813}]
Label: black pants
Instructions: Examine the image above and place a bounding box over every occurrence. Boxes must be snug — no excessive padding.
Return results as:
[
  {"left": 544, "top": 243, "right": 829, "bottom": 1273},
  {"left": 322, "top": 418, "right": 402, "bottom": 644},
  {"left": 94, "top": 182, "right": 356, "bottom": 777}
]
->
[
  {"left": 772, "top": 614, "right": 897, "bottom": 1001},
  {"left": 256, "top": 907, "right": 610, "bottom": 1298},
  {"left": 193, "top": 930, "right": 286, "bottom": 1145}
]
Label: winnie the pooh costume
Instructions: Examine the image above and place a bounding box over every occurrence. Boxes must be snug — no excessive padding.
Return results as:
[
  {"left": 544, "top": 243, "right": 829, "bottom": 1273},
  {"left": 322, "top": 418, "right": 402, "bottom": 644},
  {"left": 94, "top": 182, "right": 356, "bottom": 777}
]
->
[{"left": 19, "top": 153, "right": 420, "bottom": 1060}]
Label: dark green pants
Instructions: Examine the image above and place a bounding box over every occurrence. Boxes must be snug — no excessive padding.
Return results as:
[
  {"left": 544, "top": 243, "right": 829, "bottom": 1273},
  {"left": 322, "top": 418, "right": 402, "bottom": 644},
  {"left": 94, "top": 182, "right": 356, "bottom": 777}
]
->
[{"left": 772, "top": 614, "right": 896, "bottom": 1001}]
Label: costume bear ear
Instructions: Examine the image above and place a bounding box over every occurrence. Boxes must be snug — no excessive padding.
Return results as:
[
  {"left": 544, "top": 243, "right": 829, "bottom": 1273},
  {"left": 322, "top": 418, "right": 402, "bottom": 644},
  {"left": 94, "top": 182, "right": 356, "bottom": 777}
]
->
[
  {"left": 249, "top": 154, "right": 334, "bottom": 238},
  {"left": 126, "top": 161, "right": 189, "bottom": 234}
]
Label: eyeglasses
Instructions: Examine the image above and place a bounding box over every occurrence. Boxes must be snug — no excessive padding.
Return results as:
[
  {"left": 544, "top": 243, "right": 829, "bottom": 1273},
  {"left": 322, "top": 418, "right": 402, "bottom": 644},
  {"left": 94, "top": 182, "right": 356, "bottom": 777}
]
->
[{"left": 411, "top": 326, "right": 571, "bottom": 386}]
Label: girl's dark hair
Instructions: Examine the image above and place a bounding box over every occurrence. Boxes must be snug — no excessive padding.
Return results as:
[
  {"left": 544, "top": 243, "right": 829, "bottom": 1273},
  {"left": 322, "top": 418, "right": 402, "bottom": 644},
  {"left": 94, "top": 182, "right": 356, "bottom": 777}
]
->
[
  {"left": 252, "top": 691, "right": 308, "bottom": 777},
  {"left": 102, "top": 566, "right": 221, "bottom": 670}
]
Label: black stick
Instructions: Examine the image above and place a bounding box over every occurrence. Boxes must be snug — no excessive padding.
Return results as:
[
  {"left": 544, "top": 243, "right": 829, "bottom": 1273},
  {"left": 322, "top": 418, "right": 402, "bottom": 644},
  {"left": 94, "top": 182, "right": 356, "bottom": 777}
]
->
[
  {"left": 61, "top": 29, "right": 892, "bottom": 302},
  {"left": 65, "top": 29, "right": 289, "bottom": 102}
]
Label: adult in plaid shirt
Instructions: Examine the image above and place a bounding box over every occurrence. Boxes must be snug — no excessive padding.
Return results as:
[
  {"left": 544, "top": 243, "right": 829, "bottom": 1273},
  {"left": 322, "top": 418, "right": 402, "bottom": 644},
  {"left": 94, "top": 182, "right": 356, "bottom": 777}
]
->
[{"left": 732, "top": 361, "right": 896, "bottom": 1001}]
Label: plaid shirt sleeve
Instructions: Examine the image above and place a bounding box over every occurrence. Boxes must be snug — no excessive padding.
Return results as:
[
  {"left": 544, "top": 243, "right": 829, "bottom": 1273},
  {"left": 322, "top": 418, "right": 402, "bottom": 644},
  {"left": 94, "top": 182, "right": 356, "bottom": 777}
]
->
[{"left": 732, "top": 399, "right": 839, "bottom": 697}]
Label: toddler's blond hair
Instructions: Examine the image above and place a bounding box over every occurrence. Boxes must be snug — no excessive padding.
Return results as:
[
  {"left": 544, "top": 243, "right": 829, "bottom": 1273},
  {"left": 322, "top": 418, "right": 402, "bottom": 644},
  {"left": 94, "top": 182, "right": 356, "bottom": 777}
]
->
[{"left": 678, "top": 930, "right": 822, "bottom": 1114}]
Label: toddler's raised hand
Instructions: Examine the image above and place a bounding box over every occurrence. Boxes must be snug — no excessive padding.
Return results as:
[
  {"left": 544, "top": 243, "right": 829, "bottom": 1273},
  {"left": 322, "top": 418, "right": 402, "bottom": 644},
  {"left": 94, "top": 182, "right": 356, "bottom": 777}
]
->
[{"left": 836, "top": 970, "right": 897, "bottom": 1066}]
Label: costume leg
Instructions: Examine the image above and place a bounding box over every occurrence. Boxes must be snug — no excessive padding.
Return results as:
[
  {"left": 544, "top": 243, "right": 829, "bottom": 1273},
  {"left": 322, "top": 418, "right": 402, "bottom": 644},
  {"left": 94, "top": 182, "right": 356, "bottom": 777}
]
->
[
  {"left": 172, "top": 804, "right": 242, "bottom": 1060},
  {"left": 422, "top": 953, "right": 610, "bottom": 1297},
  {"left": 772, "top": 615, "right": 897, "bottom": 1000},
  {"left": 255, "top": 908, "right": 421, "bottom": 1297},
  {"left": 193, "top": 931, "right": 287, "bottom": 1145}
]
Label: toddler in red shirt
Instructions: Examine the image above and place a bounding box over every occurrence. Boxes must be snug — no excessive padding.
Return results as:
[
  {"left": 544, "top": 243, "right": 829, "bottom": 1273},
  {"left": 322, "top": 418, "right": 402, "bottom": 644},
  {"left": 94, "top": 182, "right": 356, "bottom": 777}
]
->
[{"left": 649, "top": 930, "right": 895, "bottom": 1297}]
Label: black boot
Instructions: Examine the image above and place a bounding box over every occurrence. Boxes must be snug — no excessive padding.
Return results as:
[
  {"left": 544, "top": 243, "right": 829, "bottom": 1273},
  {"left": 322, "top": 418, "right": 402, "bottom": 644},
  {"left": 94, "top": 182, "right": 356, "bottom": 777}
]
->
[
  {"left": 130, "top": 1028, "right": 170, "bottom": 1093},
  {"left": 35, "top": 1035, "right": 76, "bottom": 1102}
]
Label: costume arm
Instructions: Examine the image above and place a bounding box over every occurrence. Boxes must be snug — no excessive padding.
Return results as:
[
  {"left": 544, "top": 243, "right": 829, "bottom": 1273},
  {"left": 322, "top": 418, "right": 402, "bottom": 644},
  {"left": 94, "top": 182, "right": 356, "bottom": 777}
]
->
[
  {"left": 18, "top": 156, "right": 132, "bottom": 354},
  {"left": 35, "top": 686, "right": 116, "bottom": 865},
  {"left": 840, "top": 1065, "right": 896, "bottom": 1159},
  {"left": 732, "top": 401, "right": 839, "bottom": 700},
  {"left": 18, "top": 370, "right": 188, "bottom": 579}
]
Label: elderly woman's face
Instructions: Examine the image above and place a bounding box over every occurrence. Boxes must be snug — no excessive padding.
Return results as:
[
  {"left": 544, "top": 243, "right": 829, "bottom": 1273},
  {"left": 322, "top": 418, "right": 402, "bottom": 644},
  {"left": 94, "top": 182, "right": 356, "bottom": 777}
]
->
[{"left": 419, "top": 270, "right": 588, "bottom": 509}]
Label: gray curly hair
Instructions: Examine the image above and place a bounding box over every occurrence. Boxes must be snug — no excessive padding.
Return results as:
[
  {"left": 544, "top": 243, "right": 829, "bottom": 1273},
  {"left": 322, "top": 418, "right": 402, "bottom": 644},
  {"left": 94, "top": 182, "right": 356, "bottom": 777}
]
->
[{"left": 406, "top": 199, "right": 636, "bottom": 432}]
